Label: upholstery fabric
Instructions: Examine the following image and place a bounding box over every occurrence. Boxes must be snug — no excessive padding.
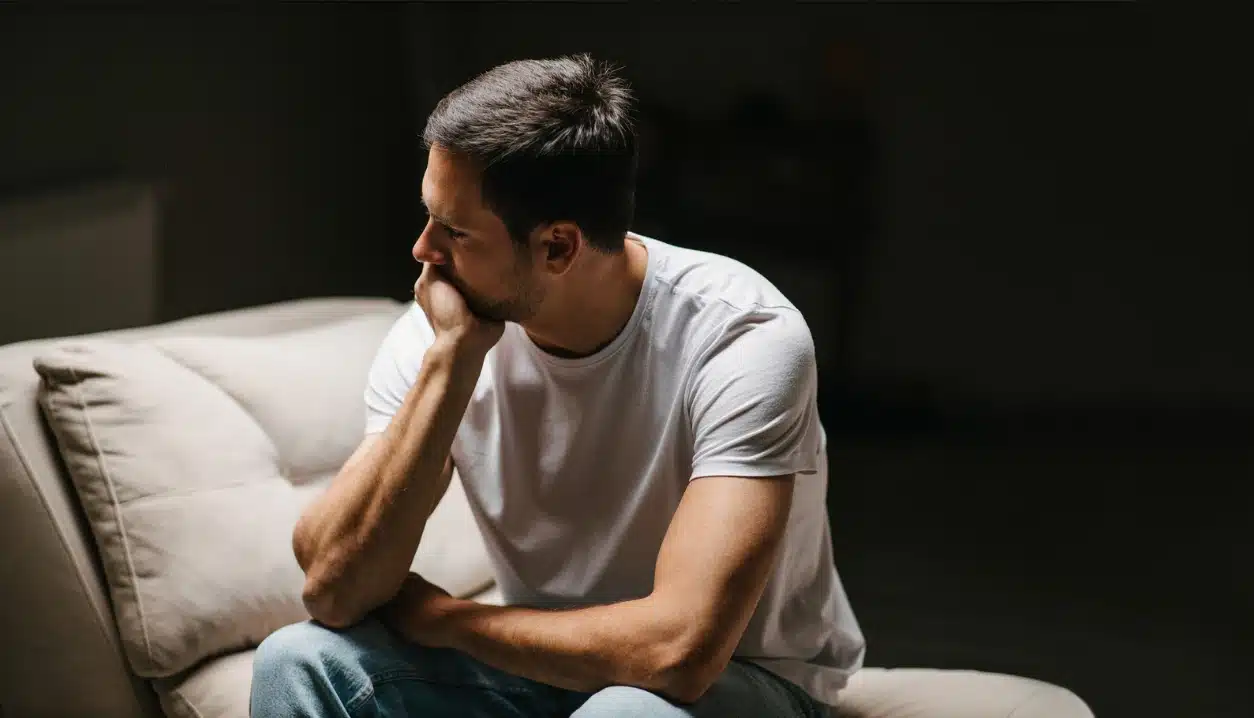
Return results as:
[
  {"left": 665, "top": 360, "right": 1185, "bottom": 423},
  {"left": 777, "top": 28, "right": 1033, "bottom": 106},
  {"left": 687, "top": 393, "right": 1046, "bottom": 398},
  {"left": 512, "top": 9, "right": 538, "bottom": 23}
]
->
[{"left": 33, "top": 315, "right": 494, "bottom": 678}]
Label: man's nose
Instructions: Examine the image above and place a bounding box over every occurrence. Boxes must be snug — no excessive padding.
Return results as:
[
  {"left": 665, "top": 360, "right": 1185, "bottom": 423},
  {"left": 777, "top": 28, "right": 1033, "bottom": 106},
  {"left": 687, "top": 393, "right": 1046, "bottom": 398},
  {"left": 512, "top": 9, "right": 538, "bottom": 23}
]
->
[{"left": 412, "top": 223, "right": 447, "bottom": 264}]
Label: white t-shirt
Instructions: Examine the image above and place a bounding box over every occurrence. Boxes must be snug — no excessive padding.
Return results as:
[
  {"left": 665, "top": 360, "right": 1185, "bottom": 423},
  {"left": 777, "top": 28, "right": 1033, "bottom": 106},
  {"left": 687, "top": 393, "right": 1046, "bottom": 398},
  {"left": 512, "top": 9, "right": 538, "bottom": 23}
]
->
[{"left": 364, "top": 234, "right": 865, "bottom": 706}]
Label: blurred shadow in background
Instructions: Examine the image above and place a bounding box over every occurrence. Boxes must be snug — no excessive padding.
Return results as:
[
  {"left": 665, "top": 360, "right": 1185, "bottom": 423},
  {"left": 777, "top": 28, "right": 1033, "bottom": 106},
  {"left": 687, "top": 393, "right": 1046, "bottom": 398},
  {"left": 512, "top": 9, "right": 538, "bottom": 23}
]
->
[{"left": 1, "top": 3, "right": 1249, "bottom": 717}]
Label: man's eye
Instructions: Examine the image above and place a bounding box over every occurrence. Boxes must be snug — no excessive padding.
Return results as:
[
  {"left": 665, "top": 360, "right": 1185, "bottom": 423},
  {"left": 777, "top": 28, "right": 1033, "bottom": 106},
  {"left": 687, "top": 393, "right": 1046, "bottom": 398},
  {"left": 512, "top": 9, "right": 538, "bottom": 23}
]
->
[{"left": 443, "top": 224, "right": 467, "bottom": 240}]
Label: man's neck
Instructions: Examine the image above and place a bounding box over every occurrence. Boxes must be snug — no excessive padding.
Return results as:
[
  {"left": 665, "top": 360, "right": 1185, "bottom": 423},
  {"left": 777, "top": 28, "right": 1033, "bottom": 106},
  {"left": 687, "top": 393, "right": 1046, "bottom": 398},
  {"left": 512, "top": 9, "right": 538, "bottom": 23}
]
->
[{"left": 521, "top": 236, "right": 648, "bottom": 359}]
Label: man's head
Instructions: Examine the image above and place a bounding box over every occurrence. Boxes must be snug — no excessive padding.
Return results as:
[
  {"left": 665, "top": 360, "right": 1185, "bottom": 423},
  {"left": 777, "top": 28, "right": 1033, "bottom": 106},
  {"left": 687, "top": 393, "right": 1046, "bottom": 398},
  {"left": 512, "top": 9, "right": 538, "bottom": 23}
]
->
[{"left": 413, "top": 54, "right": 638, "bottom": 323}]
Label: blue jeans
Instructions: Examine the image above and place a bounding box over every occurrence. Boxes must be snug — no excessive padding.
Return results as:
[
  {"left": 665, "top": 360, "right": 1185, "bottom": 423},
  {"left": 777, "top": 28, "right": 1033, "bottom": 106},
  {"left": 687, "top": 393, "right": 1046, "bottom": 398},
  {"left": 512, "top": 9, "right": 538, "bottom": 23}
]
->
[{"left": 250, "top": 619, "right": 827, "bottom": 717}]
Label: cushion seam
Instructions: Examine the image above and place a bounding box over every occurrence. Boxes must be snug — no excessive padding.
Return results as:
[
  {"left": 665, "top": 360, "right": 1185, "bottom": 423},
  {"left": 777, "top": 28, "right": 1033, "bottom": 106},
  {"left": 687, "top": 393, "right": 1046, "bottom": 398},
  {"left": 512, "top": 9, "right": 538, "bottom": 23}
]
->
[
  {"left": 108, "top": 478, "right": 273, "bottom": 506},
  {"left": 152, "top": 346, "right": 284, "bottom": 477},
  {"left": 64, "top": 364, "right": 157, "bottom": 670}
]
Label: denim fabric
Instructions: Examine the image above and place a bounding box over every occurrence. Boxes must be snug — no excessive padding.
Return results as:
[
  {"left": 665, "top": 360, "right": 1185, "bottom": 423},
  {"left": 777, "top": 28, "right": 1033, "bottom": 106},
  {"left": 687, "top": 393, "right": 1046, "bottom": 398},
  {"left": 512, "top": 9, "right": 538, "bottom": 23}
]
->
[{"left": 250, "top": 619, "right": 827, "bottom": 717}]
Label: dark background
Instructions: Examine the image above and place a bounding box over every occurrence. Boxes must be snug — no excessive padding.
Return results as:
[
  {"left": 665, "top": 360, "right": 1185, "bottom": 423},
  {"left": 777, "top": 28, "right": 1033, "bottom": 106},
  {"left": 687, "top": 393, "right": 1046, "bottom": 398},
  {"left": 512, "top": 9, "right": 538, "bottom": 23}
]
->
[{"left": 2, "top": 3, "right": 1249, "bottom": 717}]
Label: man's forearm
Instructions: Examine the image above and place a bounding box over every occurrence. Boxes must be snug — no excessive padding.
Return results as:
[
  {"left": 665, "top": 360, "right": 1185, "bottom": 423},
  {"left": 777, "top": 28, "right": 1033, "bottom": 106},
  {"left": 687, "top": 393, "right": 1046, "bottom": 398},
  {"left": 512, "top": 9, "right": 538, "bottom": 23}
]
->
[
  {"left": 295, "top": 338, "right": 483, "bottom": 626},
  {"left": 436, "top": 596, "right": 713, "bottom": 702}
]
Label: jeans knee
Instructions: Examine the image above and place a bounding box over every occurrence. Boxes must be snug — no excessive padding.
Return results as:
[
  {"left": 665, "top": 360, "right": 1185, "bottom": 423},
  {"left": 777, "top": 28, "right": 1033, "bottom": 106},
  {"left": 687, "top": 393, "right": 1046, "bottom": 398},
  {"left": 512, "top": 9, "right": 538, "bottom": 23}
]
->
[
  {"left": 251, "top": 619, "right": 383, "bottom": 713},
  {"left": 254, "top": 621, "right": 337, "bottom": 678},
  {"left": 572, "top": 685, "right": 680, "bottom": 717}
]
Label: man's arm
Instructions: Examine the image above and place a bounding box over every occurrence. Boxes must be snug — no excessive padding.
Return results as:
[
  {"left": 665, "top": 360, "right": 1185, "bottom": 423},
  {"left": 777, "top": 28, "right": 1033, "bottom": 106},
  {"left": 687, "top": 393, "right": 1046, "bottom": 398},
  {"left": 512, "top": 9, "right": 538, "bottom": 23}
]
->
[
  {"left": 293, "top": 340, "right": 479, "bottom": 628},
  {"left": 391, "top": 472, "right": 794, "bottom": 703},
  {"left": 293, "top": 263, "right": 503, "bottom": 628}
]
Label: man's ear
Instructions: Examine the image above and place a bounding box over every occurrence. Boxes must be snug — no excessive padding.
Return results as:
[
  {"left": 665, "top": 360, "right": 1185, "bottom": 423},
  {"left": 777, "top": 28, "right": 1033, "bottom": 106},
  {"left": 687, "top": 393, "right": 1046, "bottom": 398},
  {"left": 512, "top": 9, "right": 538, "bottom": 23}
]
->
[{"left": 538, "top": 220, "right": 581, "bottom": 274}]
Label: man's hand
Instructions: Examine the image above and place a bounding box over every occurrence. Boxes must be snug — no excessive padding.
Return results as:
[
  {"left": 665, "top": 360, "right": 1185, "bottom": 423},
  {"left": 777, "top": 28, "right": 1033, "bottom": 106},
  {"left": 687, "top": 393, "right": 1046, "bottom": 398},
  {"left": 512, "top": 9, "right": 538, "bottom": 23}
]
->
[
  {"left": 414, "top": 263, "right": 504, "bottom": 356},
  {"left": 379, "top": 572, "right": 464, "bottom": 648}
]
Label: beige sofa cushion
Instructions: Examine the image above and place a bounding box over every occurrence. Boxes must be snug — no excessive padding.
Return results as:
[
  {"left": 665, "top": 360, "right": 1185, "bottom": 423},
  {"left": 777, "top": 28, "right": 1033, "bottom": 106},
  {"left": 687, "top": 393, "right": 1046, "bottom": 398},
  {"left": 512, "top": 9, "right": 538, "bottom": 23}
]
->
[
  {"left": 152, "top": 318, "right": 393, "bottom": 484},
  {"left": 32, "top": 314, "right": 494, "bottom": 679},
  {"left": 834, "top": 667, "right": 1094, "bottom": 718},
  {"left": 158, "top": 650, "right": 255, "bottom": 718}
]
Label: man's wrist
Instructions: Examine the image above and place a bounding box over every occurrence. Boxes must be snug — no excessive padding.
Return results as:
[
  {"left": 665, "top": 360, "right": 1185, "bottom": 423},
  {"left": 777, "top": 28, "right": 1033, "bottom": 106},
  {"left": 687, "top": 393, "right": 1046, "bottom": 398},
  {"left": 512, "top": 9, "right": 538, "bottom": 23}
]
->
[
  {"left": 433, "top": 595, "right": 478, "bottom": 649},
  {"left": 427, "top": 334, "right": 489, "bottom": 373}
]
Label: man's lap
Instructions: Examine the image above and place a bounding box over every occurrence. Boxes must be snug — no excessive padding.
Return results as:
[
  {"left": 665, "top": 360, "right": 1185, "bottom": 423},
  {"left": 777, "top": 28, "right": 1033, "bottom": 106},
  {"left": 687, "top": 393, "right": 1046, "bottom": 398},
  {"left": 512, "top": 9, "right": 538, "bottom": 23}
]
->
[{"left": 250, "top": 619, "right": 825, "bottom": 717}]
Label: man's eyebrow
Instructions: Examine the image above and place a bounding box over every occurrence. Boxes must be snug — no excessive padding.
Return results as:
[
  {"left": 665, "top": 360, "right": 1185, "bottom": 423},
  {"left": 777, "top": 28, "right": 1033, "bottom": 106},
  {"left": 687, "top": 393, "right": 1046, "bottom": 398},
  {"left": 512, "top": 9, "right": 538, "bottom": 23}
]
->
[{"left": 419, "top": 196, "right": 460, "bottom": 228}]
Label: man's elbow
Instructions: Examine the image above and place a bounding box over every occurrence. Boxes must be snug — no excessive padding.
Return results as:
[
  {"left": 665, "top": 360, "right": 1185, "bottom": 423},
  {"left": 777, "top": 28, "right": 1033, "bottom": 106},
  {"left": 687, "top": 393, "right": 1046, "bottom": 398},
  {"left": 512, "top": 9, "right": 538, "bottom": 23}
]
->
[
  {"left": 651, "top": 638, "right": 730, "bottom": 705},
  {"left": 301, "top": 573, "right": 369, "bottom": 629},
  {"left": 662, "top": 669, "right": 722, "bottom": 706},
  {"left": 292, "top": 511, "right": 377, "bottom": 627},
  {"left": 291, "top": 512, "right": 318, "bottom": 574},
  {"left": 296, "top": 534, "right": 375, "bottom": 629}
]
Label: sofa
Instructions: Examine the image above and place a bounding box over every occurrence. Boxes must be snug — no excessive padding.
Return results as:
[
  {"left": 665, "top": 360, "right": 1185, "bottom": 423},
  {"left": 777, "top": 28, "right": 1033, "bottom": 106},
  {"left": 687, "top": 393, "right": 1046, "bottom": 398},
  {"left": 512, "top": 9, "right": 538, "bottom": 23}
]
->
[{"left": 0, "top": 296, "right": 1094, "bottom": 718}]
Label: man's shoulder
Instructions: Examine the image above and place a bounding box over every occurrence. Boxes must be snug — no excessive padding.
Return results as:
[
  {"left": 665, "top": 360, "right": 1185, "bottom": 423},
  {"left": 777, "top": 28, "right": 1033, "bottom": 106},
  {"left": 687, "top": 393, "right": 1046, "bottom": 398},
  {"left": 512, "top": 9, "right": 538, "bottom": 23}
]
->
[
  {"left": 644, "top": 236, "right": 808, "bottom": 348},
  {"left": 638, "top": 237, "right": 814, "bottom": 389},
  {"left": 645, "top": 235, "right": 802, "bottom": 318}
]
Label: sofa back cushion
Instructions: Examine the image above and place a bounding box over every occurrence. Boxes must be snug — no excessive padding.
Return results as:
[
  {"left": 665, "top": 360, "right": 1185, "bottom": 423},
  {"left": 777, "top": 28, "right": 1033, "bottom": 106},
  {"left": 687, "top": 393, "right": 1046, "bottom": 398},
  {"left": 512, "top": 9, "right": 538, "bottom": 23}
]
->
[
  {"left": 152, "top": 316, "right": 392, "bottom": 484},
  {"left": 32, "top": 312, "right": 494, "bottom": 678}
]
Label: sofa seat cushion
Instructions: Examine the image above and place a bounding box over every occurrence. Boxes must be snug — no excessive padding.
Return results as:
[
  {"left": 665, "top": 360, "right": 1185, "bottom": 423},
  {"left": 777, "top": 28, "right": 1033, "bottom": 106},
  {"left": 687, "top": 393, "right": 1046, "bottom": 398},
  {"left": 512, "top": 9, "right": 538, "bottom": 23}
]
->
[
  {"left": 157, "top": 650, "right": 255, "bottom": 718},
  {"left": 833, "top": 667, "right": 1094, "bottom": 718},
  {"left": 33, "top": 311, "right": 494, "bottom": 679}
]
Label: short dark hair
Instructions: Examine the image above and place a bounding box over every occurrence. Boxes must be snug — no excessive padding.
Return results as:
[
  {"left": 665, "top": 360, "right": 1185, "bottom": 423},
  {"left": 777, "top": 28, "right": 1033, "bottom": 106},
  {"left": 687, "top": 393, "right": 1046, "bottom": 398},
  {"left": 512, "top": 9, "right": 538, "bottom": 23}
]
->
[{"left": 422, "top": 54, "right": 638, "bottom": 253}]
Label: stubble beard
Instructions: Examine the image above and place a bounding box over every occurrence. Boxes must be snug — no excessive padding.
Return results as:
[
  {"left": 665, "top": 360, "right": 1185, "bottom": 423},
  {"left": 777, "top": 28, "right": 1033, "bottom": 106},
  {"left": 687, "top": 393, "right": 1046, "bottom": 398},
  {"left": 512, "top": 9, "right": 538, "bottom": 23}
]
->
[{"left": 436, "top": 263, "right": 539, "bottom": 324}]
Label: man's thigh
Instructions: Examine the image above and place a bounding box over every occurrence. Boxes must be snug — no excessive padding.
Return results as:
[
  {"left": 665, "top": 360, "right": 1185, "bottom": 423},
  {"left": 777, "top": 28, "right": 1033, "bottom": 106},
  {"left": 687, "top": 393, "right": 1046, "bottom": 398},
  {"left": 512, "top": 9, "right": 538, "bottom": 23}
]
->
[{"left": 567, "top": 659, "right": 825, "bottom": 718}]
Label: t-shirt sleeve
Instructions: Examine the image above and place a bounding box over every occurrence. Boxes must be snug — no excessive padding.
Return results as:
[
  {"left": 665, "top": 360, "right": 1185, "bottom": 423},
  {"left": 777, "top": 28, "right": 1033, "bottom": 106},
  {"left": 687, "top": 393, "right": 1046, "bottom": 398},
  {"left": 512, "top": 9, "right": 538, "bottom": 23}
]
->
[
  {"left": 687, "top": 309, "right": 822, "bottom": 480},
  {"left": 363, "top": 303, "right": 436, "bottom": 435}
]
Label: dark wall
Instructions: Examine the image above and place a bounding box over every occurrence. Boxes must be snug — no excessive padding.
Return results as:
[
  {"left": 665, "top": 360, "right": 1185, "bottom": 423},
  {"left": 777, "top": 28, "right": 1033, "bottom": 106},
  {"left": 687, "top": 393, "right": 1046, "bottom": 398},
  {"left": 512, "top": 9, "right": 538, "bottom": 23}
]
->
[
  {"left": 0, "top": 5, "right": 417, "bottom": 322},
  {"left": 859, "top": 3, "right": 1254, "bottom": 407},
  {"left": 847, "top": 7, "right": 1250, "bottom": 717}
]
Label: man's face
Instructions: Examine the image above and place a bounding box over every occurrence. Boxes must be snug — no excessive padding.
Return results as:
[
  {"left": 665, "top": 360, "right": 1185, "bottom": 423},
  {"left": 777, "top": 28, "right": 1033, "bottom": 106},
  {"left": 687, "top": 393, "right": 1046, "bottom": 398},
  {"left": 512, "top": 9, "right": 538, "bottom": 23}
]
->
[{"left": 412, "top": 146, "right": 543, "bottom": 323}]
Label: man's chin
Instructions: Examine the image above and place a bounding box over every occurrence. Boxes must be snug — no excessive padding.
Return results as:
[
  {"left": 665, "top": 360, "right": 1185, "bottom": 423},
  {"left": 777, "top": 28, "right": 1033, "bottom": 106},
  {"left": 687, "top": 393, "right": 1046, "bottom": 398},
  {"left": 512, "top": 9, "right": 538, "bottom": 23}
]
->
[
  {"left": 456, "top": 293, "right": 506, "bottom": 323},
  {"left": 434, "top": 271, "right": 525, "bottom": 322},
  {"left": 469, "top": 303, "right": 516, "bottom": 324}
]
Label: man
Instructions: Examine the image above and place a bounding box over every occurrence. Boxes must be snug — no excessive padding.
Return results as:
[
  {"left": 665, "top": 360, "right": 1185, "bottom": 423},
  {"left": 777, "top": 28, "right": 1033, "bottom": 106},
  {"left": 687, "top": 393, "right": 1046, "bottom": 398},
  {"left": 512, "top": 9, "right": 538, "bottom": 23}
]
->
[{"left": 251, "top": 53, "right": 865, "bottom": 717}]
